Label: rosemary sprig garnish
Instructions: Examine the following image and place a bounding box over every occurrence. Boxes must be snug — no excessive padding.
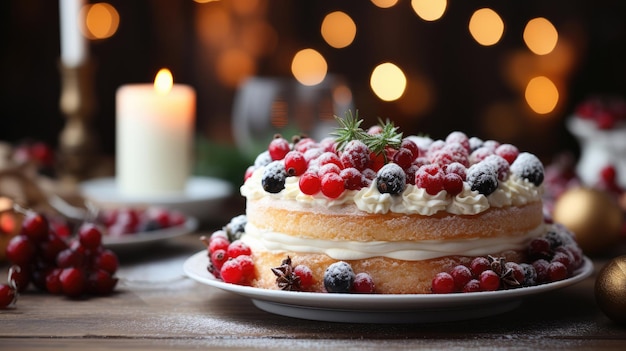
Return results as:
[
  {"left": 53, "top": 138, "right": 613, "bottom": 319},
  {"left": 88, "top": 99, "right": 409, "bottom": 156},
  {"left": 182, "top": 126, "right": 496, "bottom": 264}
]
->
[{"left": 332, "top": 110, "right": 403, "bottom": 156}]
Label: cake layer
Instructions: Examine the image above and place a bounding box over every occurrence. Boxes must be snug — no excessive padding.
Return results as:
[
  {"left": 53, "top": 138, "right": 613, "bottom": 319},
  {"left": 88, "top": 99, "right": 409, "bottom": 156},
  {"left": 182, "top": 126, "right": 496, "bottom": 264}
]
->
[{"left": 245, "top": 198, "right": 544, "bottom": 242}]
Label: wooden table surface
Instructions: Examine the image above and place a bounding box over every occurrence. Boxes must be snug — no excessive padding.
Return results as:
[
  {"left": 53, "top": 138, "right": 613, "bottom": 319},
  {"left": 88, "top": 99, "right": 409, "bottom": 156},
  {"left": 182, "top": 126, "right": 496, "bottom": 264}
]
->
[{"left": 2, "top": 220, "right": 626, "bottom": 350}]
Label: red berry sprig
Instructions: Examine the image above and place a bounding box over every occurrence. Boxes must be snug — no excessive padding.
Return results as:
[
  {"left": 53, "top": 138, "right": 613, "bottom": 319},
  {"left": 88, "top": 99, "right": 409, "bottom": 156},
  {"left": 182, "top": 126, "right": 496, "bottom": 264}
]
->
[{"left": 201, "top": 231, "right": 256, "bottom": 285}]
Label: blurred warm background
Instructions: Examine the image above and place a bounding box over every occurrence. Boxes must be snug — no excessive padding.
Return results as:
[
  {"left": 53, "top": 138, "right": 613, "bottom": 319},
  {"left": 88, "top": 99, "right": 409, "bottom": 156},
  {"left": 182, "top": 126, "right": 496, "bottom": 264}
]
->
[{"left": 1, "top": 0, "right": 625, "bottom": 184}]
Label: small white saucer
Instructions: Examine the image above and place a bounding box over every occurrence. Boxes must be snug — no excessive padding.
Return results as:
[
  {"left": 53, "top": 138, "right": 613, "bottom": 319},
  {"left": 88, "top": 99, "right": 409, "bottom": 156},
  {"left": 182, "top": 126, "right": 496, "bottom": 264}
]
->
[{"left": 80, "top": 177, "right": 233, "bottom": 222}]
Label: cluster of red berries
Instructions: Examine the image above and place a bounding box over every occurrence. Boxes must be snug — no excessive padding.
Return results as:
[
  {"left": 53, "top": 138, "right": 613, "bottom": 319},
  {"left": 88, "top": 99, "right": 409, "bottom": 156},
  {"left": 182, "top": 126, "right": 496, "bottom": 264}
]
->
[
  {"left": 1, "top": 211, "right": 119, "bottom": 308},
  {"left": 98, "top": 207, "right": 187, "bottom": 236},
  {"left": 248, "top": 128, "right": 542, "bottom": 199},
  {"left": 431, "top": 224, "right": 584, "bottom": 294},
  {"left": 575, "top": 96, "right": 626, "bottom": 130},
  {"left": 202, "top": 230, "right": 255, "bottom": 285}
]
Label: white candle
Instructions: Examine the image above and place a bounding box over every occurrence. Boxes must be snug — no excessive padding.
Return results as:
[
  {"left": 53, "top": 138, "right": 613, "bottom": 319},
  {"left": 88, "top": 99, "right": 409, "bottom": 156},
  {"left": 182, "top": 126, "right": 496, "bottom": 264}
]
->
[
  {"left": 116, "top": 69, "right": 196, "bottom": 197},
  {"left": 59, "top": 0, "right": 87, "bottom": 67}
]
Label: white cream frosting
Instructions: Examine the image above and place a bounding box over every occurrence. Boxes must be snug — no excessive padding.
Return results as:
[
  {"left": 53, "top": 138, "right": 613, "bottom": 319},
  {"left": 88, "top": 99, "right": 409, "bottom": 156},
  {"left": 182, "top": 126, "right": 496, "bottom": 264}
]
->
[
  {"left": 240, "top": 166, "right": 543, "bottom": 216},
  {"left": 241, "top": 222, "right": 546, "bottom": 261}
]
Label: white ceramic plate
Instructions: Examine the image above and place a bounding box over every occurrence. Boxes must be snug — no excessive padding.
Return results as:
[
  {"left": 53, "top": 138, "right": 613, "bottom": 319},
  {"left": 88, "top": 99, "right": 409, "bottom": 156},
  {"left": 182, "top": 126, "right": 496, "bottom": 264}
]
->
[
  {"left": 183, "top": 250, "right": 593, "bottom": 323},
  {"left": 80, "top": 177, "right": 232, "bottom": 222},
  {"left": 103, "top": 217, "right": 198, "bottom": 249}
]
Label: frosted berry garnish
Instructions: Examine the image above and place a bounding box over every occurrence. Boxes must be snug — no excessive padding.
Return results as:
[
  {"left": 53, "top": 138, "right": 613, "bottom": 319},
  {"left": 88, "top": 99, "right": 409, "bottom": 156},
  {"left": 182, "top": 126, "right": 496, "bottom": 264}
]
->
[
  {"left": 431, "top": 272, "right": 455, "bottom": 294},
  {"left": 324, "top": 261, "right": 355, "bottom": 293},
  {"left": 376, "top": 163, "right": 406, "bottom": 195},
  {"left": 510, "top": 152, "right": 544, "bottom": 186},
  {"left": 262, "top": 160, "right": 288, "bottom": 193},
  {"left": 284, "top": 150, "right": 308, "bottom": 176},
  {"left": 340, "top": 139, "right": 370, "bottom": 171},
  {"left": 268, "top": 135, "right": 290, "bottom": 161},
  {"left": 415, "top": 164, "right": 444, "bottom": 195},
  {"left": 467, "top": 162, "right": 498, "bottom": 195},
  {"left": 352, "top": 272, "right": 375, "bottom": 293}
]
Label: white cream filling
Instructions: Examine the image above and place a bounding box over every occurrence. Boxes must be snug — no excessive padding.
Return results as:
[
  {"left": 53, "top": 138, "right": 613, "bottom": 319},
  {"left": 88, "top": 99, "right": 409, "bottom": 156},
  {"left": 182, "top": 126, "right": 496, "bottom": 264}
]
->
[{"left": 241, "top": 222, "right": 546, "bottom": 261}]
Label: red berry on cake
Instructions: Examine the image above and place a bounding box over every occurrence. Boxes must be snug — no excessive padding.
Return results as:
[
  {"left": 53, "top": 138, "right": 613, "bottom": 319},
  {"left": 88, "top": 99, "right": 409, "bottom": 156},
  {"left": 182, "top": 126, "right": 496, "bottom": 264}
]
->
[
  {"left": 299, "top": 171, "right": 321, "bottom": 195},
  {"left": 352, "top": 272, "right": 375, "bottom": 293},
  {"left": 431, "top": 272, "right": 455, "bottom": 294},
  {"left": 268, "top": 135, "right": 290, "bottom": 161},
  {"left": 340, "top": 139, "right": 370, "bottom": 171},
  {"left": 320, "top": 172, "right": 345, "bottom": 198},
  {"left": 510, "top": 152, "right": 544, "bottom": 186},
  {"left": 284, "top": 151, "right": 308, "bottom": 176},
  {"left": 478, "top": 270, "right": 500, "bottom": 291},
  {"left": 294, "top": 265, "right": 314, "bottom": 289}
]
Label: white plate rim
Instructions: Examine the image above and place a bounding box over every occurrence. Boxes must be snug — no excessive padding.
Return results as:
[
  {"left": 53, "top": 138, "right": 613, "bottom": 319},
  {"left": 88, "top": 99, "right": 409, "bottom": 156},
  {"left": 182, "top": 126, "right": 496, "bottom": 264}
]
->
[
  {"left": 183, "top": 250, "right": 593, "bottom": 311},
  {"left": 80, "top": 176, "right": 232, "bottom": 205},
  {"left": 102, "top": 217, "right": 198, "bottom": 248}
]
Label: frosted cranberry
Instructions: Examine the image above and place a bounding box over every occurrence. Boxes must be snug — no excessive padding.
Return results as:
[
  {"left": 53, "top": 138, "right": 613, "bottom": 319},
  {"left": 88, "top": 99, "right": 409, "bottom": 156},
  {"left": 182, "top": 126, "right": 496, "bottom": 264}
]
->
[
  {"left": 244, "top": 165, "right": 255, "bottom": 181},
  {"left": 483, "top": 154, "right": 510, "bottom": 181},
  {"left": 294, "top": 265, "right": 314, "bottom": 289},
  {"left": 445, "top": 162, "right": 467, "bottom": 180},
  {"left": 551, "top": 249, "right": 573, "bottom": 272},
  {"left": 220, "top": 259, "right": 244, "bottom": 284},
  {"left": 392, "top": 147, "right": 414, "bottom": 170},
  {"left": 6, "top": 235, "right": 36, "bottom": 266},
  {"left": 532, "top": 259, "right": 550, "bottom": 283},
  {"left": 352, "top": 272, "right": 376, "bottom": 293},
  {"left": 319, "top": 137, "right": 337, "bottom": 153},
  {"left": 268, "top": 136, "right": 290, "bottom": 161},
  {"left": 341, "top": 139, "right": 370, "bottom": 171},
  {"left": 547, "top": 261, "right": 568, "bottom": 282},
  {"left": 294, "top": 137, "right": 317, "bottom": 153},
  {"left": 431, "top": 272, "right": 455, "bottom": 294},
  {"left": 463, "top": 279, "right": 481, "bottom": 293},
  {"left": 284, "top": 151, "right": 308, "bottom": 176},
  {"left": 469, "top": 147, "right": 494, "bottom": 165},
  {"left": 341, "top": 167, "right": 365, "bottom": 190},
  {"left": 427, "top": 140, "right": 446, "bottom": 157},
  {"left": 482, "top": 140, "right": 501, "bottom": 150},
  {"left": 318, "top": 163, "right": 341, "bottom": 176},
  {"left": 495, "top": 144, "right": 519, "bottom": 164},
  {"left": 317, "top": 152, "right": 343, "bottom": 169},
  {"left": 446, "top": 131, "right": 471, "bottom": 152},
  {"left": 367, "top": 125, "right": 383, "bottom": 134},
  {"left": 443, "top": 173, "right": 464, "bottom": 196},
  {"left": 299, "top": 172, "right": 321, "bottom": 195},
  {"left": 227, "top": 240, "right": 252, "bottom": 258},
  {"left": 210, "top": 249, "right": 228, "bottom": 273},
  {"left": 401, "top": 138, "right": 420, "bottom": 158},
  {"left": 450, "top": 265, "right": 472, "bottom": 291},
  {"left": 470, "top": 257, "right": 490, "bottom": 276},
  {"left": 209, "top": 236, "right": 230, "bottom": 254},
  {"left": 236, "top": 255, "right": 255, "bottom": 282},
  {"left": 404, "top": 164, "right": 419, "bottom": 185},
  {"left": 479, "top": 270, "right": 500, "bottom": 291},
  {"left": 321, "top": 172, "right": 345, "bottom": 199},
  {"left": 528, "top": 238, "right": 551, "bottom": 259}
]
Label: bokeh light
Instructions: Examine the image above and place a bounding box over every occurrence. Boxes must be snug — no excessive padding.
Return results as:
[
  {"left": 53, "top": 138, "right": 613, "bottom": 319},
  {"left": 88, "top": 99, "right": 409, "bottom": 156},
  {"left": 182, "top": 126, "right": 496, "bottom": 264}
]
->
[
  {"left": 524, "top": 18, "right": 558, "bottom": 55},
  {"left": 216, "top": 49, "right": 256, "bottom": 87},
  {"left": 371, "top": 0, "right": 399, "bottom": 9},
  {"left": 291, "top": 49, "right": 328, "bottom": 86},
  {"left": 370, "top": 63, "right": 407, "bottom": 102},
  {"left": 83, "top": 2, "right": 119, "bottom": 40},
  {"left": 321, "top": 11, "right": 357, "bottom": 49},
  {"left": 411, "top": 0, "right": 447, "bottom": 22},
  {"left": 525, "top": 76, "right": 559, "bottom": 114},
  {"left": 469, "top": 8, "right": 504, "bottom": 46}
]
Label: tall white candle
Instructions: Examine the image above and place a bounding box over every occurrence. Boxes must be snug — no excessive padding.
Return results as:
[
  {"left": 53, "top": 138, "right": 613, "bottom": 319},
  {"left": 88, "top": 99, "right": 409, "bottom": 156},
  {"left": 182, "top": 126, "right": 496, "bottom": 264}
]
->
[
  {"left": 59, "top": 0, "right": 87, "bottom": 67},
  {"left": 116, "top": 69, "right": 196, "bottom": 197}
]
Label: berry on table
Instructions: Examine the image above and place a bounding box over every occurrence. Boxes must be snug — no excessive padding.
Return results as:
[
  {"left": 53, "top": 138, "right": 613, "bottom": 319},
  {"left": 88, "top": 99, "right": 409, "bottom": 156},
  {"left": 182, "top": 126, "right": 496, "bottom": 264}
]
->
[
  {"left": 0, "top": 283, "right": 17, "bottom": 308},
  {"left": 20, "top": 212, "right": 49, "bottom": 242}
]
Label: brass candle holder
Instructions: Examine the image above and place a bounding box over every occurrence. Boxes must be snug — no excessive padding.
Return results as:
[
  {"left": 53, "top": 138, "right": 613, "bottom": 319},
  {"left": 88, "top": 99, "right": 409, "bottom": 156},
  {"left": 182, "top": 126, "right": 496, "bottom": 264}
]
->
[{"left": 58, "top": 60, "right": 97, "bottom": 183}]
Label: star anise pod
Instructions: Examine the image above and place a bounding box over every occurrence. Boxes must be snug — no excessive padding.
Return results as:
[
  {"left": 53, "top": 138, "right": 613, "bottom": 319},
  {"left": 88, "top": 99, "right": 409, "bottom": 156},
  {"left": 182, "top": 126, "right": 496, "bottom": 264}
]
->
[
  {"left": 487, "top": 255, "right": 521, "bottom": 289},
  {"left": 271, "top": 256, "right": 301, "bottom": 291}
]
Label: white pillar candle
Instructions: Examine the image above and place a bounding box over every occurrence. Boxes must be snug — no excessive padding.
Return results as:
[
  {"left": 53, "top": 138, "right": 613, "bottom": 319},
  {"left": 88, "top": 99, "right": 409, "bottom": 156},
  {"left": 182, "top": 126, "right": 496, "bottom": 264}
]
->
[
  {"left": 116, "top": 69, "right": 196, "bottom": 197},
  {"left": 59, "top": 0, "right": 87, "bottom": 67}
]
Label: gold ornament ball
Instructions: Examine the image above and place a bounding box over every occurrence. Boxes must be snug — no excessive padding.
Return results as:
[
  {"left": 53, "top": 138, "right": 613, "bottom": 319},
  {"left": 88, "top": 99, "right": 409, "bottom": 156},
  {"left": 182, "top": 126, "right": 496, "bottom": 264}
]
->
[
  {"left": 553, "top": 187, "right": 623, "bottom": 255},
  {"left": 595, "top": 255, "right": 626, "bottom": 324}
]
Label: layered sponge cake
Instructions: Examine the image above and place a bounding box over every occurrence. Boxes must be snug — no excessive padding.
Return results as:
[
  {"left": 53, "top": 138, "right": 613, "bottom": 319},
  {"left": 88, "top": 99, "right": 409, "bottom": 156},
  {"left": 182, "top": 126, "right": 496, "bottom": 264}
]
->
[{"left": 203, "top": 114, "right": 584, "bottom": 294}]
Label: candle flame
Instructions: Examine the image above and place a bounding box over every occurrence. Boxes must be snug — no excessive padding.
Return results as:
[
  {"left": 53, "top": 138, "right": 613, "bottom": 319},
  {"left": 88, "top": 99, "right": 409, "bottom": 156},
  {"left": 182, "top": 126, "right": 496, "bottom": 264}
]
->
[{"left": 154, "top": 68, "right": 173, "bottom": 94}]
